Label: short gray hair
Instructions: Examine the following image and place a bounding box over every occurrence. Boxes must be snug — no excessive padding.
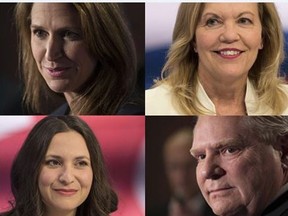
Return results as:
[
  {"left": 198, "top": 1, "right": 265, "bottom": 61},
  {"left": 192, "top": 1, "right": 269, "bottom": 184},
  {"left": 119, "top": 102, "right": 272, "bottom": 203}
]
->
[{"left": 240, "top": 116, "right": 288, "bottom": 145}]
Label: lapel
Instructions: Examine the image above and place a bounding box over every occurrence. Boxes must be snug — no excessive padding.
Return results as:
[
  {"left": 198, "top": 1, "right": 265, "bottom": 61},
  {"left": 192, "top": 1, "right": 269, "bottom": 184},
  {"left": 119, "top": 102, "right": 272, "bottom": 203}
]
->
[{"left": 261, "top": 190, "right": 288, "bottom": 216}]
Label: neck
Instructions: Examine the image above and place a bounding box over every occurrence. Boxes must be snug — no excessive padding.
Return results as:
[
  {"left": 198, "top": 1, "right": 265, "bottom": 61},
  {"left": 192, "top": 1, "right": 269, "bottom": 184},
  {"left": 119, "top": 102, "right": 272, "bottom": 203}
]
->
[
  {"left": 44, "top": 209, "right": 77, "bottom": 216},
  {"left": 64, "top": 92, "right": 78, "bottom": 114},
  {"left": 199, "top": 73, "right": 247, "bottom": 115}
]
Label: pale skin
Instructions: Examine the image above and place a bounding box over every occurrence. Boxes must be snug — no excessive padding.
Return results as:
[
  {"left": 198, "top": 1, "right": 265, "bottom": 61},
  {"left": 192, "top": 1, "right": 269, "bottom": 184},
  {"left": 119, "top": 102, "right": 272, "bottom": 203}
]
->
[
  {"left": 38, "top": 131, "right": 93, "bottom": 216},
  {"left": 191, "top": 117, "right": 288, "bottom": 216},
  {"left": 30, "top": 3, "right": 97, "bottom": 108},
  {"left": 195, "top": 3, "right": 263, "bottom": 115}
]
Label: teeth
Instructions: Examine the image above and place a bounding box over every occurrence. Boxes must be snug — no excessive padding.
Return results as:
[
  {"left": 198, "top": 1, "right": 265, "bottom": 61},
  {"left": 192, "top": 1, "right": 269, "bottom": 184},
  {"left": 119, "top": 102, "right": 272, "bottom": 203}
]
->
[{"left": 220, "top": 50, "right": 240, "bottom": 56}]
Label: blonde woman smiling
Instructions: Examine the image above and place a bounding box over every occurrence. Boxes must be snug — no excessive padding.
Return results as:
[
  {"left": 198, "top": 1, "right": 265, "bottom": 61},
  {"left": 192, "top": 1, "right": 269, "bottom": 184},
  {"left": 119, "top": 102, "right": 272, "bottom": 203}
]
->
[{"left": 146, "top": 3, "right": 288, "bottom": 115}]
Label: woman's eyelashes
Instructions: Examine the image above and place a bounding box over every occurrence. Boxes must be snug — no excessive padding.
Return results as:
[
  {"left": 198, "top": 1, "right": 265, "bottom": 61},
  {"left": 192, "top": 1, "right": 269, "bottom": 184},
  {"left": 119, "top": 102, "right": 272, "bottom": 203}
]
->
[
  {"left": 45, "top": 159, "right": 62, "bottom": 167},
  {"left": 31, "top": 28, "right": 82, "bottom": 41},
  {"left": 61, "top": 30, "right": 82, "bottom": 41},
  {"left": 32, "top": 28, "right": 48, "bottom": 39},
  {"left": 203, "top": 15, "right": 254, "bottom": 27},
  {"left": 44, "top": 158, "right": 90, "bottom": 168}
]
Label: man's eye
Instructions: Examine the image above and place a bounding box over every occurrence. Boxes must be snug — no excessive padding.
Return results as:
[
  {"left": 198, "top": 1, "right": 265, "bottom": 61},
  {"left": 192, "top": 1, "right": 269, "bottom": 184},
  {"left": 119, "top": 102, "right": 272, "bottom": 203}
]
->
[
  {"left": 197, "top": 154, "right": 206, "bottom": 161},
  {"left": 222, "top": 147, "right": 239, "bottom": 155}
]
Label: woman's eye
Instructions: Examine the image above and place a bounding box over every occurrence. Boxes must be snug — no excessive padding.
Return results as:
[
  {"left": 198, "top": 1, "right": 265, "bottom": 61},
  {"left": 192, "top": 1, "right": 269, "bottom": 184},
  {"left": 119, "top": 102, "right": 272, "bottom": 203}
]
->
[
  {"left": 75, "top": 160, "right": 89, "bottom": 167},
  {"left": 33, "top": 29, "right": 48, "bottom": 39},
  {"left": 45, "top": 160, "right": 61, "bottom": 167},
  {"left": 64, "top": 31, "right": 81, "bottom": 41},
  {"left": 206, "top": 18, "right": 221, "bottom": 27},
  {"left": 238, "top": 17, "right": 253, "bottom": 25}
]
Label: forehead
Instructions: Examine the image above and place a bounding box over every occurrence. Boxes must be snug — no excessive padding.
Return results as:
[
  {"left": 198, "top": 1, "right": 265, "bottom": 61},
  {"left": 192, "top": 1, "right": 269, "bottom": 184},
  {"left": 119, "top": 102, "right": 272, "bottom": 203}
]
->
[
  {"left": 192, "top": 117, "right": 244, "bottom": 150},
  {"left": 46, "top": 131, "right": 90, "bottom": 157},
  {"left": 202, "top": 3, "right": 259, "bottom": 16},
  {"left": 30, "top": 3, "right": 80, "bottom": 26}
]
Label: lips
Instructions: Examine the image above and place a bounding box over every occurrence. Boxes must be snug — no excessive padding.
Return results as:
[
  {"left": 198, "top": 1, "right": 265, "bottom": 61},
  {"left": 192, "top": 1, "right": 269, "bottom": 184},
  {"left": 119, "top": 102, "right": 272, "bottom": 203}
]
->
[
  {"left": 208, "top": 186, "right": 234, "bottom": 195},
  {"left": 47, "top": 67, "right": 69, "bottom": 72},
  {"left": 43, "top": 66, "right": 71, "bottom": 78},
  {"left": 54, "top": 188, "right": 78, "bottom": 196},
  {"left": 214, "top": 48, "right": 244, "bottom": 59}
]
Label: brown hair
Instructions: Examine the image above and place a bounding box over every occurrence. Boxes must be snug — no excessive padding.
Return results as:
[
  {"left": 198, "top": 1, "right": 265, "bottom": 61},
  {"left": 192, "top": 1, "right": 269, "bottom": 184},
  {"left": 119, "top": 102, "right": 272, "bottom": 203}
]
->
[
  {"left": 3, "top": 116, "right": 117, "bottom": 216},
  {"left": 15, "top": 3, "right": 137, "bottom": 114}
]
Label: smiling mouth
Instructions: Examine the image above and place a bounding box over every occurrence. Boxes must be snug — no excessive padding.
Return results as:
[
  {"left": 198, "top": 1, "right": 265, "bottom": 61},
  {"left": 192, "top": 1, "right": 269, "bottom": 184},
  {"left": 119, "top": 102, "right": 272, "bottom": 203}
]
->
[
  {"left": 214, "top": 50, "right": 244, "bottom": 58},
  {"left": 54, "top": 189, "right": 78, "bottom": 196}
]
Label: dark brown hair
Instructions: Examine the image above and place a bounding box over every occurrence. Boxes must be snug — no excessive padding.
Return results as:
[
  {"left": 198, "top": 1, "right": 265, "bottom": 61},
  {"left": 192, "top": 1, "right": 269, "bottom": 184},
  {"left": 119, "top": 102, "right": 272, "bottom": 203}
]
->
[{"left": 2, "top": 116, "right": 117, "bottom": 216}]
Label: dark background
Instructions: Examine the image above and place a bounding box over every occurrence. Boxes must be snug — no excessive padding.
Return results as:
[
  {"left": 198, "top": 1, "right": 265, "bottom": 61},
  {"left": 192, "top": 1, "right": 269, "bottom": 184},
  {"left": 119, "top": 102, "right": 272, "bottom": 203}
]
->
[{"left": 145, "top": 116, "right": 197, "bottom": 214}]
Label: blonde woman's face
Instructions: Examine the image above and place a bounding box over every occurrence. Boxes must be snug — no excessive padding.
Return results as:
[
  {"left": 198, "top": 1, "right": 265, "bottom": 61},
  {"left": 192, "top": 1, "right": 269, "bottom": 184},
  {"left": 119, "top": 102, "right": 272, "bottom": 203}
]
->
[
  {"left": 30, "top": 3, "right": 96, "bottom": 95},
  {"left": 38, "top": 131, "right": 93, "bottom": 215},
  {"left": 195, "top": 3, "right": 263, "bottom": 82}
]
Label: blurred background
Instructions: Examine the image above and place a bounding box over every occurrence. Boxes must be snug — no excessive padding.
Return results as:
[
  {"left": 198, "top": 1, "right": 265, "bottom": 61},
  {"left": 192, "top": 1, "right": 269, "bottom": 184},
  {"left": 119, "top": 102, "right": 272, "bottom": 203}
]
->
[
  {"left": 0, "top": 3, "right": 145, "bottom": 114},
  {"left": 0, "top": 116, "right": 145, "bottom": 216},
  {"left": 146, "top": 117, "right": 215, "bottom": 216},
  {"left": 145, "top": 3, "right": 288, "bottom": 89}
]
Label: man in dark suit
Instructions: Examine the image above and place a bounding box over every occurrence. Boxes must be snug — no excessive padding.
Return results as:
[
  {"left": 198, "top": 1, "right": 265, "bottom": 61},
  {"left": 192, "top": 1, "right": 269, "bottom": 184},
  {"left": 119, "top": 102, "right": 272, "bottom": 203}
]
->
[{"left": 191, "top": 116, "right": 288, "bottom": 216}]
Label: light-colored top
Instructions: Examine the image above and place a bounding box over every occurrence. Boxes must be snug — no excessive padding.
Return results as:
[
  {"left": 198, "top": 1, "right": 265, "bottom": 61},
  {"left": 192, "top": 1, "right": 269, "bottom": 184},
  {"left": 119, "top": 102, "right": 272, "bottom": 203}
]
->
[{"left": 145, "top": 79, "right": 288, "bottom": 115}]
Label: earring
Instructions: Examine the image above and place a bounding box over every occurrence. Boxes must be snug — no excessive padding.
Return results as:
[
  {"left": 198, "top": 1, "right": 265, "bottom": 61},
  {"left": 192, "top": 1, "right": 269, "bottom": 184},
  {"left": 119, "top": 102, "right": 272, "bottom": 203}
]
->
[{"left": 194, "top": 47, "right": 198, "bottom": 53}]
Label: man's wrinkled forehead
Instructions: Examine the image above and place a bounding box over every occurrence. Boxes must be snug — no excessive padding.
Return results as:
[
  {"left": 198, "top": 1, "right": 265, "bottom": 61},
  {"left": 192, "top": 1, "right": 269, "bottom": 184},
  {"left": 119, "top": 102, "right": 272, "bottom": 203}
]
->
[{"left": 192, "top": 116, "right": 246, "bottom": 147}]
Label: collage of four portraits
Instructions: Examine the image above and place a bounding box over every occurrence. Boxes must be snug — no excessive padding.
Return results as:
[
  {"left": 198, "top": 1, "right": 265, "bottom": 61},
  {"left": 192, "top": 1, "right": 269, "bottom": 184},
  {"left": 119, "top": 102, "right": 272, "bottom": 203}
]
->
[{"left": 1, "top": 2, "right": 288, "bottom": 216}]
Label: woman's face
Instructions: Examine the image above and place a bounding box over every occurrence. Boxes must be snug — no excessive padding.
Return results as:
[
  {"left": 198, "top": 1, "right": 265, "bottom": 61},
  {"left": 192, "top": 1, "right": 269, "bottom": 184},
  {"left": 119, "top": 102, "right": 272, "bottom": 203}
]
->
[
  {"left": 30, "top": 3, "right": 96, "bottom": 94},
  {"left": 195, "top": 3, "right": 263, "bottom": 83},
  {"left": 38, "top": 131, "right": 93, "bottom": 215}
]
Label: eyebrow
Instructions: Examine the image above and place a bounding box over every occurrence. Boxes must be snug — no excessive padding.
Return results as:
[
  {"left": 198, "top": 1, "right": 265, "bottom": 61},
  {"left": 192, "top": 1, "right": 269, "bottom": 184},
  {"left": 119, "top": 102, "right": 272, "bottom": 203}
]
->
[
  {"left": 45, "top": 154, "right": 91, "bottom": 161},
  {"left": 202, "top": 11, "right": 256, "bottom": 19},
  {"left": 190, "top": 136, "right": 245, "bottom": 156},
  {"left": 30, "top": 24, "right": 81, "bottom": 32}
]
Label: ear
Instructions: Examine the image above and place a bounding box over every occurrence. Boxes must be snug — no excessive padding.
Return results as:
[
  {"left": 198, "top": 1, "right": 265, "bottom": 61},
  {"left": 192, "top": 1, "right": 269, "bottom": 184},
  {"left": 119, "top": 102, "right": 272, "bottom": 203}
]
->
[
  {"left": 276, "top": 134, "right": 288, "bottom": 170},
  {"left": 259, "top": 38, "right": 263, "bottom": 50},
  {"left": 192, "top": 40, "right": 197, "bottom": 53}
]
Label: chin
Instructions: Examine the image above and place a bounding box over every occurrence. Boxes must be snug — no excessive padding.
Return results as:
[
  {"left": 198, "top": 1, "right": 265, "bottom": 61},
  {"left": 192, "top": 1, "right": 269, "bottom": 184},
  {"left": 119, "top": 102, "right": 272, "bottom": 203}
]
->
[{"left": 47, "top": 85, "right": 69, "bottom": 94}]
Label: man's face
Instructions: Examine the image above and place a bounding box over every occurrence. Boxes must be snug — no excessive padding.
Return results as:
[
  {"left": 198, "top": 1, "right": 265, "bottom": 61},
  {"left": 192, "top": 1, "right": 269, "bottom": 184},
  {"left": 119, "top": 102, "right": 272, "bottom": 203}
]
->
[{"left": 191, "top": 117, "right": 284, "bottom": 216}]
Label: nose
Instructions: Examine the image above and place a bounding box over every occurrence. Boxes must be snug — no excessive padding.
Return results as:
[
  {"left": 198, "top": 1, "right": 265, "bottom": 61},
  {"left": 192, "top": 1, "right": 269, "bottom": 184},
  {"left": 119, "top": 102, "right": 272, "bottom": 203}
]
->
[
  {"left": 200, "top": 155, "right": 225, "bottom": 180},
  {"left": 46, "top": 36, "right": 63, "bottom": 61},
  {"left": 59, "top": 166, "right": 75, "bottom": 184},
  {"left": 219, "top": 22, "right": 240, "bottom": 43}
]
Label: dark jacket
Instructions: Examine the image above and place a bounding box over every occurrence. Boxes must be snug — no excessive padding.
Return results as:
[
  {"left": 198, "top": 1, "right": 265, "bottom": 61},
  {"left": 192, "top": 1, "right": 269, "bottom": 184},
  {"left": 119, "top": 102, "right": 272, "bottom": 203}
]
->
[
  {"left": 51, "top": 102, "right": 144, "bottom": 115},
  {"left": 261, "top": 190, "right": 288, "bottom": 216}
]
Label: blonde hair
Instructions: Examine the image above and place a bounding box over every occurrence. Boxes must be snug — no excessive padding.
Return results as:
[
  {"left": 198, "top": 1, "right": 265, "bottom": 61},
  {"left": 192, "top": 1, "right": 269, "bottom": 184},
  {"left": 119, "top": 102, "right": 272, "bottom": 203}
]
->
[
  {"left": 159, "top": 3, "right": 287, "bottom": 115},
  {"left": 15, "top": 3, "right": 137, "bottom": 114}
]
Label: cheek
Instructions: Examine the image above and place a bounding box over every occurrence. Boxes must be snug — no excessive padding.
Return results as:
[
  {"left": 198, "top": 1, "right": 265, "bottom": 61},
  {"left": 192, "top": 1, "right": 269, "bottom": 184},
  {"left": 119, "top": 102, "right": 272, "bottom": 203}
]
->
[
  {"left": 38, "top": 168, "right": 56, "bottom": 188},
  {"left": 195, "top": 166, "right": 204, "bottom": 189},
  {"left": 78, "top": 169, "right": 93, "bottom": 189},
  {"left": 195, "top": 30, "right": 214, "bottom": 50},
  {"left": 31, "top": 39, "right": 44, "bottom": 64},
  {"left": 74, "top": 47, "right": 96, "bottom": 70}
]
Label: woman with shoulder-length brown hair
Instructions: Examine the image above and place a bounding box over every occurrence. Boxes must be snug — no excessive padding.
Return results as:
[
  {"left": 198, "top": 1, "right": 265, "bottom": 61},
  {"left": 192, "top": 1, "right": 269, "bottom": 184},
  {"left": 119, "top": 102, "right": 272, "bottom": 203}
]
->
[
  {"left": 15, "top": 3, "right": 143, "bottom": 115},
  {"left": 146, "top": 3, "right": 288, "bottom": 115},
  {"left": 0, "top": 116, "right": 118, "bottom": 216}
]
